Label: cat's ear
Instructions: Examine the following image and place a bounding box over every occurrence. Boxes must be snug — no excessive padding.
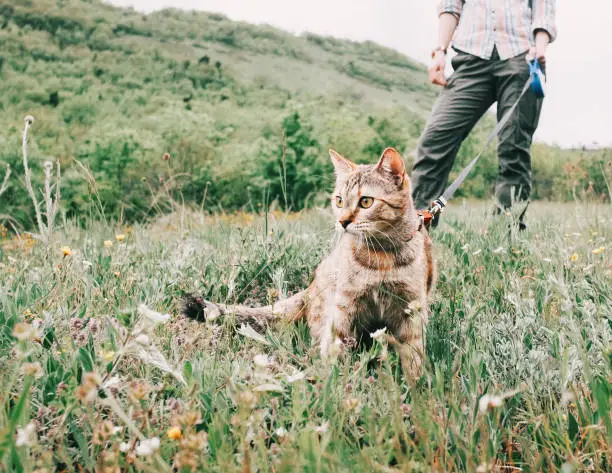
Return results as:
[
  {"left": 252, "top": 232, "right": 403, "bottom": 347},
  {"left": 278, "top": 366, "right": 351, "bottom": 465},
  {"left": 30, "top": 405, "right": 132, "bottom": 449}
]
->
[
  {"left": 329, "top": 149, "right": 357, "bottom": 178},
  {"left": 377, "top": 147, "right": 405, "bottom": 176}
]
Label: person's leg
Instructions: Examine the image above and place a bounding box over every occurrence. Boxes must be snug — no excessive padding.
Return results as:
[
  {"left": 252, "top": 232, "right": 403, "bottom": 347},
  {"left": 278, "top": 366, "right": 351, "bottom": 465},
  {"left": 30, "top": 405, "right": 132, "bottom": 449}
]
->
[
  {"left": 493, "top": 53, "right": 543, "bottom": 214},
  {"left": 412, "top": 52, "right": 497, "bottom": 210}
]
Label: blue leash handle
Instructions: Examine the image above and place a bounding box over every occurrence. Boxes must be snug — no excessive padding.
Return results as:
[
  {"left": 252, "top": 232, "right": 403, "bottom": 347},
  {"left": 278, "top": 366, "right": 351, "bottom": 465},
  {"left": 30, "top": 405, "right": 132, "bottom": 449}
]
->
[{"left": 529, "top": 59, "right": 545, "bottom": 98}]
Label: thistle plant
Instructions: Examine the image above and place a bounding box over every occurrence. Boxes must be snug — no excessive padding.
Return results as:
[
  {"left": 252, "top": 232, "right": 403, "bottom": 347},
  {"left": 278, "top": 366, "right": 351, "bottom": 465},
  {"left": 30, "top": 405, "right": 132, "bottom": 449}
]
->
[{"left": 22, "top": 115, "right": 61, "bottom": 244}]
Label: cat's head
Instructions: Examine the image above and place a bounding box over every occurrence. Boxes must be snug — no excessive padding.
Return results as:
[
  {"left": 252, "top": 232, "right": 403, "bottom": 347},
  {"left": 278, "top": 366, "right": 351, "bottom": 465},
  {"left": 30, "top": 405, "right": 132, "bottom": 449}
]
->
[{"left": 329, "top": 147, "right": 414, "bottom": 236}]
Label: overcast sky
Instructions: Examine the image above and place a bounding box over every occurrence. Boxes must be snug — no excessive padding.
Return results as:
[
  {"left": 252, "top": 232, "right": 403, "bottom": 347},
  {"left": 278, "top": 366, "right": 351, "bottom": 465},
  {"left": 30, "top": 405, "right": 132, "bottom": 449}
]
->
[{"left": 108, "top": 0, "right": 611, "bottom": 148}]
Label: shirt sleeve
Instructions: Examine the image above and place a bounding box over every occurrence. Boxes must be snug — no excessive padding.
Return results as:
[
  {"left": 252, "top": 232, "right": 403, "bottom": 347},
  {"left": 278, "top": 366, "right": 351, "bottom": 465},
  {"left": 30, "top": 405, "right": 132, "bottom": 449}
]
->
[
  {"left": 531, "top": 0, "right": 557, "bottom": 42},
  {"left": 438, "top": 0, "right": 463, "bottom": 18}
]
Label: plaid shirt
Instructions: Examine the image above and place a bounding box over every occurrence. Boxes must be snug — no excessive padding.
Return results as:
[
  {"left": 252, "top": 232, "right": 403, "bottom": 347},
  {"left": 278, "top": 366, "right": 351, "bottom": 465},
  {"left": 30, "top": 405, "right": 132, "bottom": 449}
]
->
[{"left": 439, "top": 0, "right": 557, "bottom": 60}]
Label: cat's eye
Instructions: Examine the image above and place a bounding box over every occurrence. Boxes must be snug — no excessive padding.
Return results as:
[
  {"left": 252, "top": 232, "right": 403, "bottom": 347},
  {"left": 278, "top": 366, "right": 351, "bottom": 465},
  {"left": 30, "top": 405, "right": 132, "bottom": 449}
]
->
[
  {"left": 359, "top": 196, "right": 374, "bottom": 208},
  {"left": 335, "top": 196, "right": 343, "bottom": 208}
]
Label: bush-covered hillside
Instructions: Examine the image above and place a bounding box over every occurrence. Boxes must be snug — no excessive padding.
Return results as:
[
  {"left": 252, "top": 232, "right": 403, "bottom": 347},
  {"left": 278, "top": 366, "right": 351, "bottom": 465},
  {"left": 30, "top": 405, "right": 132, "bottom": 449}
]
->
[{"left": 0, "top": 0, "right": 609, "bottom": 226}]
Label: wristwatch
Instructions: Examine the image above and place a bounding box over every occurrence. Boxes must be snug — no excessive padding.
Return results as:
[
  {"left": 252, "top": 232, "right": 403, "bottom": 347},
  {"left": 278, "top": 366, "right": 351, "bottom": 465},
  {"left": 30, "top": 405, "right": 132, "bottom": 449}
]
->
[{"left": 431, "top": 46, "right": 447, "bottom": 58}]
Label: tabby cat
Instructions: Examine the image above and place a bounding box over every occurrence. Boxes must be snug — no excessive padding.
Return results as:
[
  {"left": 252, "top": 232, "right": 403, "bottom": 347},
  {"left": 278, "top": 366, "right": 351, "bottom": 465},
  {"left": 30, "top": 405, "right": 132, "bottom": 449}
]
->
[{"left": 183, "top": 148, "right": 436, "bottom": 376}]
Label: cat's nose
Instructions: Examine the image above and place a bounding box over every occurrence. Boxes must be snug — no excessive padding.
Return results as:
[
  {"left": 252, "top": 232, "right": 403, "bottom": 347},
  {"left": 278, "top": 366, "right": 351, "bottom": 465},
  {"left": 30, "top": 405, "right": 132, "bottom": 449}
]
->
[{"left": 339, "top": 218, "right": 352, "bottom": 229}]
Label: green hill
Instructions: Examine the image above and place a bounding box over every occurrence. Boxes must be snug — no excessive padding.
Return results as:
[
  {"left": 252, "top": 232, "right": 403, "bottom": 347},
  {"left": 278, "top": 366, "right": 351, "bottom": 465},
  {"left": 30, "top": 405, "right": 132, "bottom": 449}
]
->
[{"left": 0, "top": 0, "right": 609, "bottom": 225}]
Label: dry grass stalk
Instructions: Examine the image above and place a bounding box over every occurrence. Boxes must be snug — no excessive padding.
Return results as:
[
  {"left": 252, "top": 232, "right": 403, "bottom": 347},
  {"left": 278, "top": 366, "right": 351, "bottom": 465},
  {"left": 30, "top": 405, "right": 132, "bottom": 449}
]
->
[{"left": 22, "top": 115, "right": 62, "bottom": 243}]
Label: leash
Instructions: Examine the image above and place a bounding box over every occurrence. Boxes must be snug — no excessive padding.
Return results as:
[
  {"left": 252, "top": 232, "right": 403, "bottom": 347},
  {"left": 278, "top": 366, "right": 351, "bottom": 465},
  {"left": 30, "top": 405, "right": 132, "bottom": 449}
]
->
[{"left": 417, "top": 59, "right": 544, "bottom": 228}]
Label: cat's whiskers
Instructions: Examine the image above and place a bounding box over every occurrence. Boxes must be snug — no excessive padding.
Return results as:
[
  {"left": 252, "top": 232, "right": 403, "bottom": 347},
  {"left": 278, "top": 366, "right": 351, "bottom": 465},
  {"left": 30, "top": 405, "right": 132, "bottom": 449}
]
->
[{"left": 368, "top": 227, "right": 400, "bottom": 254}]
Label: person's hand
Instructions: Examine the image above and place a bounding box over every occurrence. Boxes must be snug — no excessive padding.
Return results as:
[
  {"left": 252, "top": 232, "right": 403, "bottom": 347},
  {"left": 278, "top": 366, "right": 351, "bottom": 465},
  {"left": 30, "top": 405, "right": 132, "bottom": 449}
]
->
[
  {"left": 428, "top": 51, "right": 447, "bottom": 86},
  {"left": 527, "top": 30, "right": 550, "bottom": 66}
]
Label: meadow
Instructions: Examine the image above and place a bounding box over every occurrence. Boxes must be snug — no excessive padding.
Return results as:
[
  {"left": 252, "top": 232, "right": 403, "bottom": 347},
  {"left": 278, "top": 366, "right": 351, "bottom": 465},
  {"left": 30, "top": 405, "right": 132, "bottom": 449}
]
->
[
  {"left": 1, "top": 201, "right": 610, "bottom": 472},
  {"left": 0, "top": 1, "right": 611, "bottom": 471}
]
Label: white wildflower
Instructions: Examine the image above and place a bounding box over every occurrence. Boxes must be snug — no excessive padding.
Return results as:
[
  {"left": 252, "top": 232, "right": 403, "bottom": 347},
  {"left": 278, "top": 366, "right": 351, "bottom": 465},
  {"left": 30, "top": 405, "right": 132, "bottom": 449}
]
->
[
  {"left": 314, "top": 421, "right": 329, "bottom": 434},
  {"left": 286, "top": 371, "right": 305, "bottom": 383},
  {"left": 275, "top": 427, "right": 288, "bottom": 438},
  {"left": 119, "top": 442, "right": 130, "bottom": 452},
  {"left": 16, "top": 422, "right": 37, "bottom": 447},
  {"left": 135, "top": 437, "right": 160, "bottom": 456},
  {"left": 561, "top": 391, "right": 576, "bottom": 405},
  {"left": 478, "top": 394, "right": 503, "bottom": 413},
  {"left": 253, "top": 354, "right": 269, "bottom": 368},
  {"left": 370, "top": 327, "right": 387, "bottom": 341}
]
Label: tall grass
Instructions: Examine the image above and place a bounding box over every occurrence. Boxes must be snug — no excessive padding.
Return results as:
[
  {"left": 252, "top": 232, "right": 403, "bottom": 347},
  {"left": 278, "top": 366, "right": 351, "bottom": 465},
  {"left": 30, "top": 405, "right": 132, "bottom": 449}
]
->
[{"left": 0, "top": 202, "right": 610, "bottom": 472}]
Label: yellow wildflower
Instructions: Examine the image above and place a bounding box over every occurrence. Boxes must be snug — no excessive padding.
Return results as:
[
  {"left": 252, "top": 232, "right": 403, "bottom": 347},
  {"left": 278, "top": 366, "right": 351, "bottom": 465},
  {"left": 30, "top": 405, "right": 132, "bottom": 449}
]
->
[
  {"left": 592, "top": 247, "right": 605, "bottom": 255},
  {"left": 570, "top": 253, "right": 578, "bottom": 262},
  {"left": 101, "top": 350, "right": 115, "bottom": 362},
  {"left": 61, "top": 246, "right": 72, "bottom": 257},
  {"left": 103, "top": 240, "right": 113, "bottom": 248},
  {"left": 167, "top": 426, "right": 182, "bottom": 441},
  {"left": 115, "top": 234, "right": 126, "bottom": 242}
]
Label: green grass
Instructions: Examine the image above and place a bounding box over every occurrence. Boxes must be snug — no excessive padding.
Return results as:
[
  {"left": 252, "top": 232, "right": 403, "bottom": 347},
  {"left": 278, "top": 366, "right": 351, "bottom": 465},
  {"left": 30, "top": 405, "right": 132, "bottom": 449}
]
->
[{"left": 1, "top": 202, "right": 610, "bottom": 472}]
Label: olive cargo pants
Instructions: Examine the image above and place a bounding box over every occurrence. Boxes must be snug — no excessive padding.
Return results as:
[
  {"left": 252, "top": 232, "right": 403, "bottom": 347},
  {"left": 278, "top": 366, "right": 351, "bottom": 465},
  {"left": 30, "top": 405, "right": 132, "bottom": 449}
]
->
[{"left": 411, "top": 48, "right": 543, "bottom": 212}]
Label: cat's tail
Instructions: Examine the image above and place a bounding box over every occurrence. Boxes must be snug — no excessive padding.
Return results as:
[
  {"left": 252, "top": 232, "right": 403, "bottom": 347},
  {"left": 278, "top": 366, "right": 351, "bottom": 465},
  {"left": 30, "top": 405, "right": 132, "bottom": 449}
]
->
[{"left": 181, "top": 290, "right": 307, "bottom": 331}]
